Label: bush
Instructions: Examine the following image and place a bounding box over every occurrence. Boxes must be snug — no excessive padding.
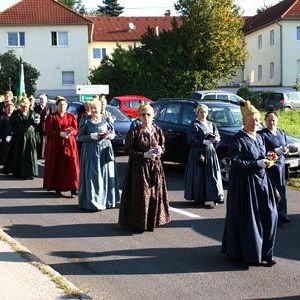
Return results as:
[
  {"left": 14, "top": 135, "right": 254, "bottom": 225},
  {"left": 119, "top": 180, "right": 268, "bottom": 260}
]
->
[{"left": 236, "top": 86, "right": 264, "bottom": 108}]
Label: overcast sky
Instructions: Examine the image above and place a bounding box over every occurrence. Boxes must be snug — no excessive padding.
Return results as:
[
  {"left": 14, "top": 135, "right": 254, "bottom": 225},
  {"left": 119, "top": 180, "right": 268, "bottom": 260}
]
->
[{"left": 0, "top": 0, "right": 281, "bottom": 16}]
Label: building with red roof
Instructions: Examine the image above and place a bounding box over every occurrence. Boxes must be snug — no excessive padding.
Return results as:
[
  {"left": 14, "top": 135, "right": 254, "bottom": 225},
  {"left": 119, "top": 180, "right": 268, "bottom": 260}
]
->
[
  {"left": 240, "top": 0, "right": 300, "bottom": 89},
  {"left": 88, "top": 16, "right": 181, "bottom": 69},
  {"left": 0, "top": 0, "right": 93, "bottom": 98},
  {"left": 1, "top": 0, "right": 300, "bottom": 96}
]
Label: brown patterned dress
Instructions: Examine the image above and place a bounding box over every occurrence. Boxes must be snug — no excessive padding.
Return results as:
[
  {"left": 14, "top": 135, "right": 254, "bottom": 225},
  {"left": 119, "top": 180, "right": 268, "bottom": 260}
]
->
[{"left": 118, "top": 124, "right": 171, "bottom": 232}]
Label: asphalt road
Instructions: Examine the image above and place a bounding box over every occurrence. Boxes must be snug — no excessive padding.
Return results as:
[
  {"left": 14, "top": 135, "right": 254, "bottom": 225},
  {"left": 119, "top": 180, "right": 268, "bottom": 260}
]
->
[{"left": 0, "top": 156, "right": 300, "bottom": 300}]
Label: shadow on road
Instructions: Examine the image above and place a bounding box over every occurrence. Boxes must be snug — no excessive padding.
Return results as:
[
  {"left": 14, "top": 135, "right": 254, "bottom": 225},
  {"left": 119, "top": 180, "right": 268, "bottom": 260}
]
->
[
  {"left": 0, "top": 186, "right": 65, "bottom": 200},
  {"left": 49, "top": 245, "right": 247, "bottom": 275},
  {"left": 4, "top": 214, "right": 300, "bottom": 266}
]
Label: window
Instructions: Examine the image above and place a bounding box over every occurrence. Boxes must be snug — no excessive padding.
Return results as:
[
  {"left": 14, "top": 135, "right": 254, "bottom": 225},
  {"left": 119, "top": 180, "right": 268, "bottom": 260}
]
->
[
  {"left": 270, "top": 30, "right": 274, "bottom": 46},
  {"left": 258, "top": 65, "right": 262, "bottom": 81},
  {"left": 62, "top": 71, "right": 74, "bottom": 85},
  {"left": 109, "top": 98, "right": 120, "bottom": 107},
  {"left": 297, "top": 59, "right": 300, "bottom": 75},
  {"left": 8, "top": 32, "right": 25, "bottom": 46},
  {"left": 182, "top": 104, "right": 196, "bottom": 125},
  {"left": 216, "top": 94, "right": 229, "bottom": 100},
  {"left": 258, "top": 34, "right": 262, "bottom": 49},
  {"left": 93, "top": 48, "right": 107, "bottom": 59},
  {"left": 270, "top": 62, "right": 274, "bottom": 79},
  {"left": 297, "top": 27, "right": 300, "bottom": 41},
  {"left": 130, "top": 100, "right": 141, "bottom": 108},
  {"left": 202, "top": 94, "right": 216, "bottom": 99},
  {"left": 157, "top": 103, "right": 181, "bottom": 124},
  {"left": 51, "top": 31, "right": 68, "bottom": 46}
]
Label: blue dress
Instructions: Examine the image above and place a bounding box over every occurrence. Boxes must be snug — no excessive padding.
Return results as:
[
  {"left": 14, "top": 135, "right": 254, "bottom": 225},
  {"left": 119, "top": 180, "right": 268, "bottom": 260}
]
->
[
  {"left": 77, "top": 117, "right": 119, "bottom": 211},
  {"left": 184, "top": 120, "right": 224, "bottom": 204},
  {"left": 222, "top": 131, "right": 278, "bottom": 264},
  {"left": 258, "top": 128, "right": 288, "bottom": 219}
]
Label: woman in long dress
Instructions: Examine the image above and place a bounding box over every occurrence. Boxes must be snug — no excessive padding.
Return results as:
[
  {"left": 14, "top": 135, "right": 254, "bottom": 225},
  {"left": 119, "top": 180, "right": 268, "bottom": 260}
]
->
[
  {"left": 258, "top": 111, "right": 291, "bottom": 224},
  {"left": 222, "top": 101, "right": 278, "bottom": 267},
  {"left": 77, "top": 99, "right": 119, "bottom": 211},
  {"left": 184, "top": 104, "right": 224, "bottom": 208},
  {"left": 0, "top": 101, "right": 15, "bottom": 165},
  {"left": 44, "top": 96, "right": 79, "bottom": 196},
  {"left": 118, "top": 103, "right": 170, "bottom": 232},
  {"left": 4, "top": 98, "right": 39, "bottom": 179}
]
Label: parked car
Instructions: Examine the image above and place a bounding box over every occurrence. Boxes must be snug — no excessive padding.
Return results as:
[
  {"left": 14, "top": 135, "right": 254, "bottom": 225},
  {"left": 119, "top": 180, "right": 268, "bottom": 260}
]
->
[
  {"left": 189, "top": 90, "right": 244, "bottom": 104},
  {"left": 262, "top": 90, "right": 300, "bottom": 110},
  {"left": 67, "top": 102, "right": 132, "bottom": 152},
  {"left": 151, "top": 99, "right": 300, "bottom": 182},
  {"left": 109, "top": 95, "right": 152, "bottom": 118}
]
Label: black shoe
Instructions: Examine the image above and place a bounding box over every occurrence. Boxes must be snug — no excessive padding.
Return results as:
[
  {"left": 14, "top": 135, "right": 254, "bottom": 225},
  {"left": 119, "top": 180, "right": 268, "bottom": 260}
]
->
[
  {"left": 265, "top": 259, "right": 277, "bottom": 267},
  {"left": 205, "top": 203, "right": 215, "bottom": 209},
  {"left": 215, "top": 199, "right": 224, "bottom": 204},
  {"left": 245, "top": 262, "right": 264, "bottom": 267},
  {"left": 55, "top": 191, "right": 62, "bottom": 197},
  {"left": 71, "top": 190, "right": 78, "bottom": 196},
  {"left": 279, "top": 215, "right": 291, "bottom": 224}
]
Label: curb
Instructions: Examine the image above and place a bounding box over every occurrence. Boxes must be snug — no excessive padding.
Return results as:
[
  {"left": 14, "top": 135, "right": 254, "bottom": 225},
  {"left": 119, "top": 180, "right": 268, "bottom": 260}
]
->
[{"left": 0, "top": 228, "right": 91, "bottom": 299}]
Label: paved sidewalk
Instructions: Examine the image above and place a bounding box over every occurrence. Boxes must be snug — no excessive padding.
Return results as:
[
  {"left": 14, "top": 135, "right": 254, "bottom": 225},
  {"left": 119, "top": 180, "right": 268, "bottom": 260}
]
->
[{"left": 0, "top": 229, "right": 89, "bottom": 300}]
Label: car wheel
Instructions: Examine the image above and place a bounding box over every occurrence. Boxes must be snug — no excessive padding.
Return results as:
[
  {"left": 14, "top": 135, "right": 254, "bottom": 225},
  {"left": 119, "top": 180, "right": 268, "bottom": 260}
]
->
[{"left": 219, "top": 155, "right": 231, "bottom": 183}]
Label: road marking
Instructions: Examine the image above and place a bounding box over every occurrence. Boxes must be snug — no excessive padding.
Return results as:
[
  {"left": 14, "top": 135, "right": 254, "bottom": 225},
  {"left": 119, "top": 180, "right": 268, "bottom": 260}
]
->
[
  {"left": 39, "top": 164, "right": 203, "bottom": 219},
  {"left": 169, "top": 206, "right": 203, "bottom": 219}
]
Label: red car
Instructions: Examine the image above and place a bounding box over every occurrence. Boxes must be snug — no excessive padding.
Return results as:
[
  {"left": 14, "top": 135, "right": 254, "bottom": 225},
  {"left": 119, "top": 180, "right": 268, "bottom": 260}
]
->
[{"left": 109, "top": 95, "right": 152, "bottom": 118}]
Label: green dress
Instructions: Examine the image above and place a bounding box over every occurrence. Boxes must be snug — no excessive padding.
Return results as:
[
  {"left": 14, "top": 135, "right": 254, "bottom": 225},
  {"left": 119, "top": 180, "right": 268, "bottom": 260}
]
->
[{"left": 4, "top": 109, "right": 38, "bottom": 179}]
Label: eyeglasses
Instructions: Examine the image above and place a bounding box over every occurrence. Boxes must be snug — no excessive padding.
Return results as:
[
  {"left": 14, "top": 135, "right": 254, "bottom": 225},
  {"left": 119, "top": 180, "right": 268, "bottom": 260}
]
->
[{"left": 141, "top": 113, "right": 151, "bottom": 117}]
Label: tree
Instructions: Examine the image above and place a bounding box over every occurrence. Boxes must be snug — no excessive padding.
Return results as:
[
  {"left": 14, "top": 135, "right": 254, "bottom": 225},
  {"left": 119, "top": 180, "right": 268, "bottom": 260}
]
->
[
  {"left": 96, "top": 0, "right": 124, "bottom": 16},
  {"left": 89, "top": 0, "right": 246, "bottom": 98},
  {"left": 58, "top": 0, "right": 84, "bottom": 12},
  {"left": 174, "top": 0, "right": 246, "bottom": 92},
  {"left": 293, "top": 78, "right": 300, "bottom": 91},
  {"left": 0, "top": 50, "right": 40, "bottom": 97},
  {"left": 256, "top": 5, "right": 271, "bottom": 14},
  {"left": 89, "top": 45, "right": 142, "bottom": 97}
]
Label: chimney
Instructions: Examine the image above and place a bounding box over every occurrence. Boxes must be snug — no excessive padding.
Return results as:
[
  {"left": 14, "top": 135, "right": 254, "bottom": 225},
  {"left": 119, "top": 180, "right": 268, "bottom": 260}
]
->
[{"left": 164, "top": 10, "right": 171, "bottom": 16}]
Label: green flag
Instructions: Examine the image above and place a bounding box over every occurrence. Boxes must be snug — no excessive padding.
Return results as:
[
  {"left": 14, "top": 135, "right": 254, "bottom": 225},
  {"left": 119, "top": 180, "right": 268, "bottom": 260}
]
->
[{"left": 17, "top": 56, "right": 26, "bottom": 103}]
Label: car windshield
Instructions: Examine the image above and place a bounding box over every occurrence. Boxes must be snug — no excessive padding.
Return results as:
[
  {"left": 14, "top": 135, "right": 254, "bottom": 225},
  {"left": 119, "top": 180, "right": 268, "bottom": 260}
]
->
[
  {"left": 207, "top": 105, "right": 243, "bottom": 126},
  {"left": 107, "top": 105, "right": 131, "bottom": 122},
  {"left": 67, "top": 103, "right": 80, "bottom": 115}
]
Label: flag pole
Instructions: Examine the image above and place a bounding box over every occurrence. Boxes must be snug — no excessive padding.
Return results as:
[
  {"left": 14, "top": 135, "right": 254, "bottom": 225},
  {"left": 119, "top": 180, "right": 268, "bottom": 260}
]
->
[{"left": 17, "top": 50, "right": 26, "bottom": 103}]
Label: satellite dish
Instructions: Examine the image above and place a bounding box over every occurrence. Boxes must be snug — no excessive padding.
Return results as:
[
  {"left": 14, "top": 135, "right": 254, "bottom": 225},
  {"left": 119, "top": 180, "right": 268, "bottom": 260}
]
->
[{"left": 128, "top": 22, "right": 136, "bottom": 31}]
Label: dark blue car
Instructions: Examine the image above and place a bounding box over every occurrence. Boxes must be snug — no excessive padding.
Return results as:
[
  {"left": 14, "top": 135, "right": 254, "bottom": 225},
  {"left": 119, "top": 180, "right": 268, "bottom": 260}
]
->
[{"left": 151, "top": 99, "right": 300, "bottom": 182}]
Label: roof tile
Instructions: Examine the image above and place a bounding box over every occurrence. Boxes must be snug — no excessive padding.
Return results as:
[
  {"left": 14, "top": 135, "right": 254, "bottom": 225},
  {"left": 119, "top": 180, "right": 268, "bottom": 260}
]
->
[
  {"left": 243, "top": 0, "right": 299, "bottom": 34},
  {"left": 0, "top": 0, "right": 92, "bottom": 25},
  {"left": 88, "top": 16, "right": 182, "bottom": 41}
]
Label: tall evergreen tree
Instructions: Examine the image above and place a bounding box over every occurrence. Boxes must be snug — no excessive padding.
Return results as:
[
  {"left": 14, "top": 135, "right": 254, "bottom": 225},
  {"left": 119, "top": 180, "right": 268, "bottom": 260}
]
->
[
  {"left": 58, "top": 0, "right": 84, "bottom": 12},
  {"left": 97, "top": 0, "right": 124, "bottom": 16}
]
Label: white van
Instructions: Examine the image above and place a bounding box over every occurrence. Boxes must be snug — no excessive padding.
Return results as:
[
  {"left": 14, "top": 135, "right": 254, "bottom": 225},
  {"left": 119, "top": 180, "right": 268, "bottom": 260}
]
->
[{"left": 190, "top": 90, "right": 244, "bottom": 104}]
